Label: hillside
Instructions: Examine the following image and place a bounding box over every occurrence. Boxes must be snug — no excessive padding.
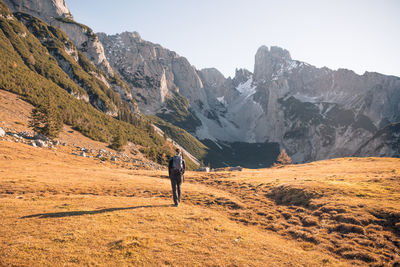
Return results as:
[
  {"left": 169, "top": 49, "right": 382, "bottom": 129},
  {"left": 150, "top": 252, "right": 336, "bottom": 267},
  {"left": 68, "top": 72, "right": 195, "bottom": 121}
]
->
[
  {"left": 0, "top": 1, "right": 205, "bottom": 167},
  {"left": 1, "top": 135, "right": 399, "bottom": 265}
]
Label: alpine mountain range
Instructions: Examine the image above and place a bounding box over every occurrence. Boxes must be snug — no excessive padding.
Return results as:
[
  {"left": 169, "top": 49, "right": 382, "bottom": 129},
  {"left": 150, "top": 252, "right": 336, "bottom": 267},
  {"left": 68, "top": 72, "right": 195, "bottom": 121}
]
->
[{"left": 3, "top": 0, "right": 400, "bottom": 167}]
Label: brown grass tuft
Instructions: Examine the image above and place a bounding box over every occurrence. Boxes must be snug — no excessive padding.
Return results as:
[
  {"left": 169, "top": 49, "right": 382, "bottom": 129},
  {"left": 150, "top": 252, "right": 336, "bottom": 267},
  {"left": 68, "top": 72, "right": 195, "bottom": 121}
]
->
[
  {"left": 329, "top": 223, "right": 366, "bottom": 235},
  {"left": 301, "top": 216, "right": 319, "bottom": 227},
  {"left": 267, "top": 185, "right": 322, "bottom": 206}
]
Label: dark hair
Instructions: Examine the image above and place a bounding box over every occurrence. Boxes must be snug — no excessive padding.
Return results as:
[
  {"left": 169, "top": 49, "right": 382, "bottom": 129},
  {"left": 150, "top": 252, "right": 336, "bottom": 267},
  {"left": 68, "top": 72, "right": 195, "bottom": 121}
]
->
[{"left": 176, "top": 148, "right": 181, "bottom": 153}]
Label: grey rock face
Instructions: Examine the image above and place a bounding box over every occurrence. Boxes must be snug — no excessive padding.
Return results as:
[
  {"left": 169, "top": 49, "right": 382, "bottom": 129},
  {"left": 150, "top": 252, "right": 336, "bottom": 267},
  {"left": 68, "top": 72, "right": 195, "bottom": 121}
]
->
[
  {"left": 254, "top": 45, "right": 292, "bottom": 81},
  {"left": 98, "top": 31, "right": 210, "bottom": 128},
  {"left": 4, "top": 0, "right": 113, "bottom": 75},
  {"left": 355, "top": 123, "right": 400, "bottom": 157},
  {"left": 3, "top": 0, "right": 72, "bottom": 20},
  {"left": 98, "top": 30, "right": 399, "bottom": 163}
]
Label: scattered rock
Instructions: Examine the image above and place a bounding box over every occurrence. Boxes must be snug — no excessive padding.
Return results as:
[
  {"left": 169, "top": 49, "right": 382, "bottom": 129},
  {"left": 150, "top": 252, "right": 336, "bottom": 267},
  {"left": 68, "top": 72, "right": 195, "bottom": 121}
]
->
[
  {"left": 80, "top": 151, "right": 86, "bottom": 157},
  {"left": 18, "top": 131, "right": 31, "bottom": 138},
  {"left": 111, "top": 157, "right": 117, "bottom": 162},
  {"left": 34, "top": 133, "right": 48, "bottom": 141},
  {"left": 35, "top": 139, "right": 47, "bottom": 148},
  {"left": 52, "top": 140, "right": 60, "bottom": 146},
  {"left": 29, "top": 141, "right": 37, "bottom": 147},
  {"left": 196, "top": 167, "right": 210, "bottom": 172}
]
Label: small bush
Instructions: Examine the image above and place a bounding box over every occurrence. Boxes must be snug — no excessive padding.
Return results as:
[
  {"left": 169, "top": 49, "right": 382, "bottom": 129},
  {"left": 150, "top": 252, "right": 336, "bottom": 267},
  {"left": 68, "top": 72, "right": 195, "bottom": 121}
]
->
[{"left": 274, "top": 149, "right": 292, "bottom": 166}]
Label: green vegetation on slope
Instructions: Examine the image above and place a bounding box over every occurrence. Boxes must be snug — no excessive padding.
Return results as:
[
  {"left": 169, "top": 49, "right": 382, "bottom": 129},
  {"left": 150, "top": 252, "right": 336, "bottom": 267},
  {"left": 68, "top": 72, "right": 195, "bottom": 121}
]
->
[
  {"left": 0, "top": 1, "right": 173, "bottom": 165},
  {"left": 149, "top": 115, "right": 208, "bottom": 160},
  {"left": 14, "top": 12, "right": 122, "bottom": 114},
  {"left": 156, "top": 92, "right": 202, "bottom": 134}
]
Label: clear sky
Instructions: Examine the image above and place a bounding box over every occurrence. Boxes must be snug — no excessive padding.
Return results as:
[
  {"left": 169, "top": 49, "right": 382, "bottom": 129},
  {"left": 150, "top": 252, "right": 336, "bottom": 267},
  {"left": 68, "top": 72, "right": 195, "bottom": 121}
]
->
[{"left": 67, "top": 0, "right": 400, "bottom": 78}]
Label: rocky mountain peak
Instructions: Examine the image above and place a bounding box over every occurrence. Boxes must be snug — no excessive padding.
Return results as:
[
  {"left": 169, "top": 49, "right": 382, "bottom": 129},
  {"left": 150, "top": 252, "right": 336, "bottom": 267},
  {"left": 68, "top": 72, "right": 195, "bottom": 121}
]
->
[
  {"left": 254, "top": 45, "right": 292, "bottom": 82},
  {"left": 233, "top": 68, "right": 252, "bottom": 86},
  {"left": 121, "top": 31, "right": 142, "bottom": 41},
  {"left": 198, "top": 68, "right": 226, "bottom": 87},
  {"left": 3, "top": 0, "right": 72, "bottom": 21}
]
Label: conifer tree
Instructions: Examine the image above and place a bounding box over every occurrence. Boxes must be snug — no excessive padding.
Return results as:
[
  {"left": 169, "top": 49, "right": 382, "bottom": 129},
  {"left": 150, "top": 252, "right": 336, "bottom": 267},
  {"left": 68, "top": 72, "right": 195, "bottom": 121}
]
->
[
  {"left": 110, "top": 129, "right": 127, "bottom": 151},
  {"left": 276, "top": 149, "right": 292, "bottom": 165},
  {"left": 29, "top": 94, "right": 63, "bottom": 140}
]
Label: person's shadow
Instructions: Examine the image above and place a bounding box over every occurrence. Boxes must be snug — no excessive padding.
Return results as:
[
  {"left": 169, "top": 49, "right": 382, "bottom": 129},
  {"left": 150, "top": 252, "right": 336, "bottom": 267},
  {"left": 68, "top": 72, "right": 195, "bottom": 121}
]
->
[{"left": 21, "top": 204, "right": 173, "bottom": 219}]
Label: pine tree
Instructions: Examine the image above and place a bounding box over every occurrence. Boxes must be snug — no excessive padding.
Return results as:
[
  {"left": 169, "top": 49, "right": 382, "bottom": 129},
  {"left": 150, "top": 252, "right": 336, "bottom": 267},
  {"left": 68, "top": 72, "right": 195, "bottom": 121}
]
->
[
  {"left": 29, "top": 94, "right": 63, "bottom": 140},
  {"left": 275, "top": 149, "right": 292, "bottom": 166},
  {"left": 110, "top": 129, "right": 127, "bottom": 151}
]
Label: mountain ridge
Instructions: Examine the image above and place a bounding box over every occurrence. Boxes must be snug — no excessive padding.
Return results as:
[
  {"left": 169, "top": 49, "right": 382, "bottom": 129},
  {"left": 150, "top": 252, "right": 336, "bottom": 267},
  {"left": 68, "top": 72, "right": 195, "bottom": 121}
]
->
[
  {"left": 98, "top": 30, "right": 400, "bottom": 165},
  {"left": 1, "top": 0, "right": 399, "bottom": 168}
]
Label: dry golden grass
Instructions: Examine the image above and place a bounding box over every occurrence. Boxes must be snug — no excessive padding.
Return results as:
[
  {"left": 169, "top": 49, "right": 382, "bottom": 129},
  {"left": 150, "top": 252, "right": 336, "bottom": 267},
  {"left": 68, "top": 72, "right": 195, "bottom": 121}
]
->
[
  {"left": 188, "top": 158, "right": 400, "bottom": 266},
  {"left": 0, "top": 141, "right": 346, "bottom": 266},
  {"left": 1, "top": 89, "right": 399, "bottom": 266}
]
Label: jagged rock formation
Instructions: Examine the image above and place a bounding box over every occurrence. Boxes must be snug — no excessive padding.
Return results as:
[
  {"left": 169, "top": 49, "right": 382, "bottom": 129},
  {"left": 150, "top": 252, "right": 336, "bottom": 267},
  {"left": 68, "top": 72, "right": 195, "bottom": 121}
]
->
[
  {"left": 3, "top": 0, "right": 139, "bottom": 114},
  {"left": 98, "top": 31, "right": 207, "bottom": 132},
  {"left": 3, "top": 0, "right": 398, "bottom": 166},
  {"left": 4, "top": 0, "right": 113, "bottom": 75},
  {"left": 355, "top": 123, "right": 400, "bottom": 157},
  {"left": 99, "top": 32, "right": 400, "bottom": 164}
]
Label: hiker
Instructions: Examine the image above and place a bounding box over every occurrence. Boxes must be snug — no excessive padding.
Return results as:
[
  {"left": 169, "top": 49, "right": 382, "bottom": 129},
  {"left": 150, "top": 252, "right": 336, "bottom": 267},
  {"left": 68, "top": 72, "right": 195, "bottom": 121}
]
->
[{"left": 168, "top": 148, "right": 185, "bottom": 207}]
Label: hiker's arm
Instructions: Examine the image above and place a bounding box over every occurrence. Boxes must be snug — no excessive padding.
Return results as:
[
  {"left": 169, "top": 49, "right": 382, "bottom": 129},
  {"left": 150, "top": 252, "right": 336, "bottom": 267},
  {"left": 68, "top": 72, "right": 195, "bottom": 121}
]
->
[{"left": 168, "top": 159, "right": 172, "bottom": 176}]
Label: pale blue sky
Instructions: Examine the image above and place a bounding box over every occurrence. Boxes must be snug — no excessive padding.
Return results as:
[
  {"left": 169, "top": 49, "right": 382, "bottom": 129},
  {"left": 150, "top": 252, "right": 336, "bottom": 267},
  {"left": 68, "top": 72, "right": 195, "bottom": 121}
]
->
[{"left": 67, "top": 0, "right": 400, "bottom": 78}]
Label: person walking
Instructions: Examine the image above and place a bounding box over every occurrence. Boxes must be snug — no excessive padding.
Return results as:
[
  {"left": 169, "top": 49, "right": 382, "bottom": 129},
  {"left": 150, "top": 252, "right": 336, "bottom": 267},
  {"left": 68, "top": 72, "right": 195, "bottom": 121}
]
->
[{"left": 168, "top": 148, "right": 185, "bottom": 207}]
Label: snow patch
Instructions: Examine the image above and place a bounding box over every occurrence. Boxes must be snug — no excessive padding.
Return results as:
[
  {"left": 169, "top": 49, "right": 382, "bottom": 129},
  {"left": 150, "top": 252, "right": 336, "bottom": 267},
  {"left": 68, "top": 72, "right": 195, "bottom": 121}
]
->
[
  {"left": 236, "top": 76, "right": 256, "bottom": 98},
  {"left": 293, "top": 93, "right": 319, "bottom": 103},
  {"left": 217, "top": 96, "right": 227, "bottom": 106}
]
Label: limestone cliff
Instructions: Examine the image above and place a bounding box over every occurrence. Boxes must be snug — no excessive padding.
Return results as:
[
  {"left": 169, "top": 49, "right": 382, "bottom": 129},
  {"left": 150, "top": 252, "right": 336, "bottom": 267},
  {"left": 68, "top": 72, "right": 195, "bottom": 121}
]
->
[
  {"left": 99, "top": 31, "right": 400, "bottom": 164},
  {"left": 4, "top": 0, "right": 113, "bottom": 75}
]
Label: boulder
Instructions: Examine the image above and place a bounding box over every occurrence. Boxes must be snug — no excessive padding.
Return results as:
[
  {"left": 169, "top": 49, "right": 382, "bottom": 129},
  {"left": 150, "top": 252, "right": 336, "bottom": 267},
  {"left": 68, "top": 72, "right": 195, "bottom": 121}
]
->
[
  {"left": 0, "top": 127, "right": 6, "bottom": 137},
  {"left": 80, "top": 151, "right": 86, "bottom": 157},
  {"left": 34, "top": 133, "right": 48, "bottom": 141},
  {"left": 35, "top": 140, "right": 47, "bottom": 148}
]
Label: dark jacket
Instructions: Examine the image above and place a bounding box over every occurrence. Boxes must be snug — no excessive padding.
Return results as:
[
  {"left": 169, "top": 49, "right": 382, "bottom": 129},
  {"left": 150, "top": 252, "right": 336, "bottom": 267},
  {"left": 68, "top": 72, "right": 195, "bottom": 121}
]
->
[{"left": 168, "top": 155, "right": 185, "bottom": 179}]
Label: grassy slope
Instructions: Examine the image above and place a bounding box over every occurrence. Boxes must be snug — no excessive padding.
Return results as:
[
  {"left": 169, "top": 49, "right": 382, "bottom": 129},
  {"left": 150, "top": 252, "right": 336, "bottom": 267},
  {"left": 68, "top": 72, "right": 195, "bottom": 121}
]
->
[
  {"left": 0, "top": 140, "right": 347, "bottom": 267},
  {"left": 0, "top": 1, "right": 177, "bottom": 165},
  {"left": 149, "top": 115, "right": 208, "bottom": 159},
  {"left": 0, "top": 134, "right": 399, "bottom": 265}
]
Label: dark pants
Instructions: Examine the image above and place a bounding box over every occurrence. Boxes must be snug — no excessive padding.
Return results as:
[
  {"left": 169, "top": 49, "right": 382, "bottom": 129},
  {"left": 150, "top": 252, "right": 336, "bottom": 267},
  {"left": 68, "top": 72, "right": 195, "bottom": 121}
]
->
[{"left": 170, "top": 174, "right": 182, "bottom": 205}]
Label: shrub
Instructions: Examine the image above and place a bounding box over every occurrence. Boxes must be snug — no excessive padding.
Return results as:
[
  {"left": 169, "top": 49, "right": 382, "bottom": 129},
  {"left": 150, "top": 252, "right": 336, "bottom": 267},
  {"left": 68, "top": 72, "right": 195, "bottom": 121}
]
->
[{"left": 275, "top": 149, "right": 292, "bottom": 165}]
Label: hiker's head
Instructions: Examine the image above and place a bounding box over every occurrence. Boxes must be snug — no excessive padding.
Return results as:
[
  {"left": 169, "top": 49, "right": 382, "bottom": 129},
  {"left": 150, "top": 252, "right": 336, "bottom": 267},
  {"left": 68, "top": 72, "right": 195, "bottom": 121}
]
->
[{"left": 176, "top": 148, "right": 181, "bottom": 155}]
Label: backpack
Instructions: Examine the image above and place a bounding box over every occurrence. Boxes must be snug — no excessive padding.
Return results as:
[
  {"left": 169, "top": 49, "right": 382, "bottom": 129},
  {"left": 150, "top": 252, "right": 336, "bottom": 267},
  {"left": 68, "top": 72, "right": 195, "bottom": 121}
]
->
[{"left": 172, "top": 155, "right": 183, "bottom": 171}]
